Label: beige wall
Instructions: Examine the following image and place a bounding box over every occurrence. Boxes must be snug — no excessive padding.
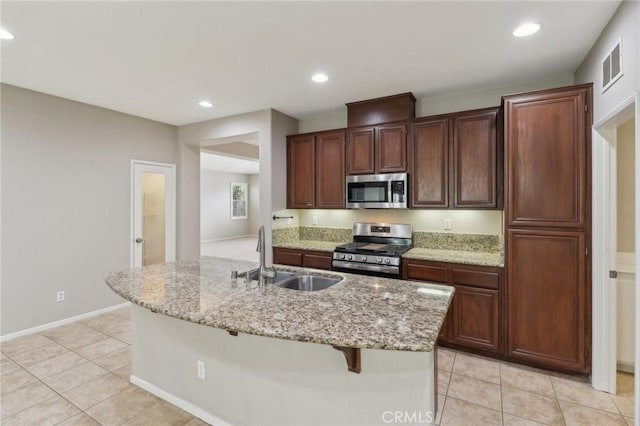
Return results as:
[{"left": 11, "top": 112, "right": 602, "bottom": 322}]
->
[
  {"left": 617, "top": 119, "right": 636, "bottom": 252},
  {"left": 248, "top": 174, "right": 260, "bottom": 234},
  {"left": 297, "top": 73, "right": 574, "bottom": 133},
  {"left": 200, "top": 170, "right": 255, "bottom": 241},
  {"left": 575, "top": 0, "right": 639, "bottom": 124},
  {"left": 1, "top": 84, "right": 178, "bottom": 335}
]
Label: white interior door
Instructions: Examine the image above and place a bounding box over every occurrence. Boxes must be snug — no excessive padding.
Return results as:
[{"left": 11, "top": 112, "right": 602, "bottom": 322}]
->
[{"left": 131, "top": 160, "right": 176, "bottom": 268}]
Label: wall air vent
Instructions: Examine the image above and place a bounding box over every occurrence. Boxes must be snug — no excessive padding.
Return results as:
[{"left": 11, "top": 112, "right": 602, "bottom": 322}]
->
[{"left": 602, "top": 37, "right": 623, "bottom": 93}]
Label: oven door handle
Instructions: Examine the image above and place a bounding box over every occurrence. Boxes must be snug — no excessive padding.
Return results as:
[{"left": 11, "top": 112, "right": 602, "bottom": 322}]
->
[{"left": 332, "top": 260, "right": 400, "bottom": 275}]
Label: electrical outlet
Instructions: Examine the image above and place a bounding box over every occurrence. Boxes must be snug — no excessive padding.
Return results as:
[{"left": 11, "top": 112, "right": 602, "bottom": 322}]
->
[
  {"left": 443, "top": 218, "right": 452, "bottom": 230},
  {"left": 286, "top": 218, "right": 293, "bottom": 225},
  {"left": 56, "top": 291, "right": 65, "bottom": 302},
  {"left": 312, "top": 216, "right": 318, "bottom": 226},
  {"left": 197, "top": 360, "right": 205, "bottom": 380}
]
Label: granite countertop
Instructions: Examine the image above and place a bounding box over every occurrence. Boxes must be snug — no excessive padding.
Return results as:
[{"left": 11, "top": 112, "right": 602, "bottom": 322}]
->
[
  {"left": 272, "top": 240, "right": 339, "bottom": 252},
  {"left": 105, "top": 257, "right": 453, "bottom": 352},
  {"left": 403, "top": 248, "right": 504, "bottom": 267}
]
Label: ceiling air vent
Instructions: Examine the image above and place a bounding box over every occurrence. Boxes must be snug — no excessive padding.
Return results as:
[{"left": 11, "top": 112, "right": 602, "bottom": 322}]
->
[{"left": 602, "top": 38, "right": 623, "bottom": 93}]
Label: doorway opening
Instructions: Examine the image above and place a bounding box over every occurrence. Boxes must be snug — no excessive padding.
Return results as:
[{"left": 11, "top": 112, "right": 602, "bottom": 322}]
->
[
  {"left": 592, "top": 93, "right": 638, "bottom": 418},
  {"left": 199, "top": 138, "right": 260, "bottom": 262},
  {"left": 130, "top": 160, "right": 176, "bottom": 268}
]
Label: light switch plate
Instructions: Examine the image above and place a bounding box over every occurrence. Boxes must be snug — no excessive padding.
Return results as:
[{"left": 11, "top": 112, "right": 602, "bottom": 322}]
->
[{"left": 312, "top": 216, "right": 318, "bottom": 225}]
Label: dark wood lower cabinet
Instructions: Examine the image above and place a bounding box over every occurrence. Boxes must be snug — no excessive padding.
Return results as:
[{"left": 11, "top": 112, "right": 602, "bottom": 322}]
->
[
  {"left": 403, "top": 259, "right": 503, "bottom": 355},
  {"left": 507, "top": 229, "right": 587, "bottom": 372},
  {"left": 273, "top": 247, "right": 333, "bottom": 271},
  {"left": 451, "top": 285, "right": 500, "bottom": 352}
]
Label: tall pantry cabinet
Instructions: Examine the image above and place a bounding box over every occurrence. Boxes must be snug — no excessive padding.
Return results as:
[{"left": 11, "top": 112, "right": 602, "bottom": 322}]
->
[{"left": 503, "top": 84, "right": 592, "bottom": 373}]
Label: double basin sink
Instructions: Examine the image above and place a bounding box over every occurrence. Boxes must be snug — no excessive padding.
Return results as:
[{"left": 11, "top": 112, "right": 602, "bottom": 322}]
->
[{"left": 240, "top": 269, "right": 341, "bottom": 292}]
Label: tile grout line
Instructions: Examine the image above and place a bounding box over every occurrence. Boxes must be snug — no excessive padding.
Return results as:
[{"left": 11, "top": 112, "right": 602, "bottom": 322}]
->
[{"left": 1, "top": 319, "right": 133, "bottom": 424}]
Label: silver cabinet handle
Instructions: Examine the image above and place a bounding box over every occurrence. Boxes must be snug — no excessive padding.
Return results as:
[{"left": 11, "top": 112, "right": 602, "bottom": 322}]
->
[{"left": 135, "top": 238, "right": 143, "bottom": 243}]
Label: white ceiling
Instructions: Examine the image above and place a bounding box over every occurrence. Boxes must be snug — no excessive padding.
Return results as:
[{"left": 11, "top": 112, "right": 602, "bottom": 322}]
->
[
  {"left": 1, "top": 1, "right": 620, "bottom": 126},
  {"left": 201, "top": 152, "right": 259, "bottom": 175}
]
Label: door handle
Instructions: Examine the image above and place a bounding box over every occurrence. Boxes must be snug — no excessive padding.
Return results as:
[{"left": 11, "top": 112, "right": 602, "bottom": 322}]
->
[{"left": 135, "top": 238, "right": 143, "bottom": 243}]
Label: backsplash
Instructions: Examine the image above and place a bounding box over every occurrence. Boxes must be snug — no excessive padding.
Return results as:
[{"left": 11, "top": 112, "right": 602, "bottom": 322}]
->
[
  {"left": 413, "top": 232, "right": 502, "bottom": 253},
  {"left": 299, "top": 227, "right": 351, "bottom": 243},
  {"left": 273, "top": 226, "right": 503, "bottom": 254}
]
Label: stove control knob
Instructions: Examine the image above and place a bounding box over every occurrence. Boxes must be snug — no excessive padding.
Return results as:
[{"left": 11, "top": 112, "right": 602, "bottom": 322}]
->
[
  {"left": 376, "top": 257, "right": 383, "bottom": 263},
  {"left": 384, "top": 258, "right": 391, "bottom": 265},
  {"left": 347, "top": 254, "right": 354, "bottom": 261},
  {"left": 361, "top": 256, "right": 367, "bottom": 262},
  {"left": 340, "top": 254, "right": 346, "bottom": 260}
]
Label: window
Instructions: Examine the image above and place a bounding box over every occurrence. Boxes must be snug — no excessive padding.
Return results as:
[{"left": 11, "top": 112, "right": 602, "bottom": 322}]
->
[{"left": 231, "top": 182, "right": 248, "bottom": 220}]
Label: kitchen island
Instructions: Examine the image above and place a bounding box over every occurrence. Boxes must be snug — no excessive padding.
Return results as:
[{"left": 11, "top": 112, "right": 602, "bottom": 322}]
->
[{"left": 105, "top": 256, "right": 454, "bottom": 425}]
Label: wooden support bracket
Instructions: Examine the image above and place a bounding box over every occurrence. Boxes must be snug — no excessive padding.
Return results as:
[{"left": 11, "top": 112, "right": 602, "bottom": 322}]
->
[{"left": 332, "top": 346, "right": 361, "bottom": 373}]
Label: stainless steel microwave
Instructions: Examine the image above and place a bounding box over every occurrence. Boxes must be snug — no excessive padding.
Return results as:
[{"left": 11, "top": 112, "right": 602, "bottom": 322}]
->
[{"left": 346, "top": 173, "right": 408, "bottom": 209}]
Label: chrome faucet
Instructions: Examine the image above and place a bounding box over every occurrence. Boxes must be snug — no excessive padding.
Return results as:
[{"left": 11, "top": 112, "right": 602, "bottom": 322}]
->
[{"left": 256, "top": 226, "right": 276, "bottom": 286}]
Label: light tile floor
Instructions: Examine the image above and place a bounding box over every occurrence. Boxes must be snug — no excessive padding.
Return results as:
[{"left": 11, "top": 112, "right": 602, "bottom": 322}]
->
[
  {"left": 201, "top": 237, "right": 258, "bottom": 262},
  {"left": 0, "top": 307, "right": 635, "bottom": 425}
]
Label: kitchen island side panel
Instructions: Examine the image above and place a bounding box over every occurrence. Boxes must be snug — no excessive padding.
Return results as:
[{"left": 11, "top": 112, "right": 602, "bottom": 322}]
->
[{"left": 130, "top": 305, "right": 436, "bottom": 426}]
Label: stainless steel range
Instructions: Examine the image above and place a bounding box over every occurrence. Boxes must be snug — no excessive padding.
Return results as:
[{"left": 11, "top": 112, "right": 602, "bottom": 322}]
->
[{"left": 332, "top": 222, "right": 412, "bottom": 278}]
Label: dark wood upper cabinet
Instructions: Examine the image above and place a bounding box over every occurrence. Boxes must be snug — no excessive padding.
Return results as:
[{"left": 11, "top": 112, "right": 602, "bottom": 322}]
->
[
  {"left": 287, "top": 130, "right": 346, "bottom": 209},
  {"left": 347, "top": 124, "right": 407, "bottom": 175},
  {"left": 316, "top": 131, "right": 346, "bottom": 208},
  {"left": 504, "top": 86, "right": 589, "bottom": 228},
  {"left": 287, "top": 135, "right": 315, "bottom": 208},
  {"left": 410, "top": 117, "right": 449, "bottom": 208},
  {"left": 506, "top": 229, "right": 587, "bottom": 372},
  {"left": 346, "top": 127, "right": 375, "bottom": 174},
  {"left": 453, "top": 108, "right": 499, "bottom": 208},
  {"left": 376, "top": 123, "right": 408, "bottom": 173}
]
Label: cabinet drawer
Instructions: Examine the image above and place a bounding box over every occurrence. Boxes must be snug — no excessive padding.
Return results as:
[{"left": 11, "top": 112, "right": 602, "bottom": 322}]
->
[
  {"left": 450, "top": 268, "right": 500, "bottom": 290},
  {"left": 273, "top": 248, "right": 303, "bottom": 267},
  {"left": 303, "top": 252, "right": 333, "bottom": 271},
  {"left": 404, "top": 262, "right": 448, "bottom": 283}
]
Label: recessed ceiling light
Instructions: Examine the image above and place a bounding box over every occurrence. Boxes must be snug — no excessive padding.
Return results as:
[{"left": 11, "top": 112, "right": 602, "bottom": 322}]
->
[
  {"left": 198, "top": 100, "right": 213, "bottom": 108},
  {"left": 312, "top": 73, "right": 329, "bottom": 83},
  {"left": 0, "top": 28, "right": 15, "bottom": 40},
  {"left": 513, "top": 22, "right": 541, "bottom": 37}
]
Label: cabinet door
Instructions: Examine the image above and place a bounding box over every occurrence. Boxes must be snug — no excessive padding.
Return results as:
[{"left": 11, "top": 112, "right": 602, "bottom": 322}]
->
[
  {"left": 273, "top": 248, "right": 304, "bottom": 267},
  {"left": 347, "top": 127, "right": 375, "bottom": 175},
  {"left": 507, "top": 229, "right": 587, "bottom": 372},
  {"left": 287, "top": 135, "right": 315, "bottom": 208},
  {"left": 410, "top": 118, "right": 449, "bottom": 207},
  {"left": 376, "top": 123, "right": 407, "bottom": 173},
  {"left": 505, "top": 88, "right": 588, "bottom": 228},
  {"left": 316, "top": 131, "right": 346, "bottom": 208},
  {"left": 453, "top": 109, "right": 498, "bottom": 208},
  {"left": 302, "top": 251, "right": 333, "bottom": 270},
  {"left": 451, "top": 285, "right": 500, "bottom": 352},
  {"left": 402, "top": 259, "right": 450, "bottom": 341}
]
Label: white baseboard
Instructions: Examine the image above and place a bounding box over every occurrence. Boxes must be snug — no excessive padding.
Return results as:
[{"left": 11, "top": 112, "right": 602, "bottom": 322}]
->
[
  {"left": 130, "top": 375, "right": 232, "bottom": 426},
  {"left": 617, "top": 362, "right": 635, "bottom": 374},
  {"left": 201, "top": 235, "right": 257, "bottom": 243},
  {"left": 0, "top": 302, "right": 130, "bottom": 342}
]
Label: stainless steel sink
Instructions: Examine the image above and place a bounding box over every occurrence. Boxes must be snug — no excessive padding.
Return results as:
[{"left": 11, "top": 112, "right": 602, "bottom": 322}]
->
[
  {"left": 240, "top": 269, "right": 296, "bottom": 284},
  {"left": 277, "top": 275, "right": 340, "bottom": 291}
]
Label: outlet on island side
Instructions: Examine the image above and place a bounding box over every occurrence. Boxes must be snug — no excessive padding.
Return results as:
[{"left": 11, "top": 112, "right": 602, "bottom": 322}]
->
[
  {"left": 443, "top": 218, "right": 452, "bottom": 231},
  {"left": 56, "top": 291, "right": 65, "bottom": 302},
  {"left": 197, "top": 360, "right": 205, "bottom": 380}
]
